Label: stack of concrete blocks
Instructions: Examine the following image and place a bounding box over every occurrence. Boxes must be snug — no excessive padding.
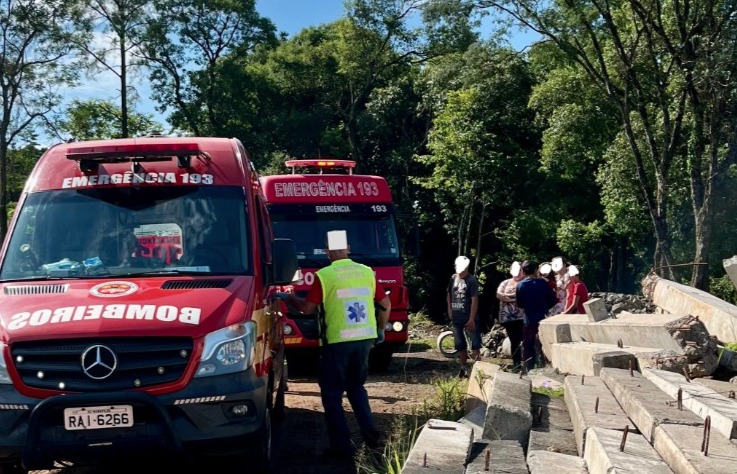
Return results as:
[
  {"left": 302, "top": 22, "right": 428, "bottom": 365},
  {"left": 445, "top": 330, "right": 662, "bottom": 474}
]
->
[
  {"left": 649, "top": 273, "right": 737, "bottom": 350},
  {"left": 540, "top": 307, "right": 717, "bottom": 377}
]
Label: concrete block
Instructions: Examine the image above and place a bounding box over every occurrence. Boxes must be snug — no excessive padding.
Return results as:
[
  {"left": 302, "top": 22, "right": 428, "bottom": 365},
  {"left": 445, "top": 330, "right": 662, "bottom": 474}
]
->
[
  {"left": 584, "top": 297, "right": 609, "bottom": 322},
  {"left": 401, "top": 419, "right": 472, "bottom": 474},
  {"left": 599, "top": 368, "right": 703, "bottom": 443},
  {"left": 466, "top": 440, "right": 527, "bottom": 474},
  {"left": 694, "top": 377, "right": 737, "bottom": 397},
  {"left": 564, "top": 374, "right": 634, "bottom": 455},
  {"left": 465, "top": 361, "right": 500, "bottom": 414},
  {"left": 528, "top": 392, "right": 578, "bottom": 456},
  {"left": 643, "top": 368, "right": 737, "bottom": 439},
  {"left": 527, "top": 450, "right": 588, "bottom": 473},
  {"left": 552, "top": 341, "right": 661, "bottom": 376},
  {"left": 482, "top": 371, "right": 532, "bottom": 445},
  {"left": 723, "top": 255, "right": 737, "bottom": 292},
  {"left": 584, "top": 427, "right": 674, "bottom": 474},
  {"left": 651, "top": 277, "right": 737, "bottom": 344},
  {"left": 458, "top": 404, "right": 486, "bottom": 441},
  {"left": 653, "top": 423, "right": 737, "bottom": 474},
  {"left": 539, "top": 312, "right": 689, "bottom": 360}
]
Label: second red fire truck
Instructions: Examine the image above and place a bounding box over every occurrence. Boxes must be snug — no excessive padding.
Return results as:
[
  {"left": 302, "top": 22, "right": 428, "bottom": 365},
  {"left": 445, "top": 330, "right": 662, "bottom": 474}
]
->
[{"left": 260, "top": 159, "right": 409, "bottom": 370}]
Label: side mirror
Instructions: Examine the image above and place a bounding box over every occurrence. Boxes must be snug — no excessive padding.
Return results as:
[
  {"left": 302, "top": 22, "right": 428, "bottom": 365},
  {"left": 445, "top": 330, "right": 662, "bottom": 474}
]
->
[{"left": 271, "top": 238, "right": 299, "bottom": 285}]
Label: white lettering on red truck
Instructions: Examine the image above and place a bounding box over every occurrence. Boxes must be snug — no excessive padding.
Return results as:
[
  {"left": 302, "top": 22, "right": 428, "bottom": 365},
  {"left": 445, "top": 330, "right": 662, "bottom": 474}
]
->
[
  {"left": 273, "top": 180, "right": 379, "bottom": 198},
  {"left": 6, "top": 304, "right": 202, "bottom": 330},
  {"left": 61, "top": 173, "right": 214, "bottom": 189}
]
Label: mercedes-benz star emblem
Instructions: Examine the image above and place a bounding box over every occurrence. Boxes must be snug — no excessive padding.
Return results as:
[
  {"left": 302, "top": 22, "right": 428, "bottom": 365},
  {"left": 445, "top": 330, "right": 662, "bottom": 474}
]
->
[{"left": 81, "top": 345, "right": 118, "bottom": 380}]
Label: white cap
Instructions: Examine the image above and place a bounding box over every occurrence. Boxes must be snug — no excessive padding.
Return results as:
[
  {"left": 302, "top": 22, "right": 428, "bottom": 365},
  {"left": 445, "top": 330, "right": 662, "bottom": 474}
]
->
[
  {"left": 569, "top": 264, "right": 580, "bottom": 276},
  {"left": 551, "top": 257, "right": 564, "bottom": 272},
  {"left": 455, "top": 256, "right": 470, "bottom": 273},
  {"left": 327, "top": 230, "right": 348, "bottom": 250},
  {"left": 539, "top": 262, "right": 552, "bottom": 275},
  {"left": 510, "top": 261, "right": 521, "bottom": 277}
]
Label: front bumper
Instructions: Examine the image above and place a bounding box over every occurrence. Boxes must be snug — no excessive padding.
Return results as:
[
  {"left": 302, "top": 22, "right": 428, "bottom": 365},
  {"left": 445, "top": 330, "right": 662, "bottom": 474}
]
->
[{"left": 0, "top": 368, "right": 267, "bottom": 469}]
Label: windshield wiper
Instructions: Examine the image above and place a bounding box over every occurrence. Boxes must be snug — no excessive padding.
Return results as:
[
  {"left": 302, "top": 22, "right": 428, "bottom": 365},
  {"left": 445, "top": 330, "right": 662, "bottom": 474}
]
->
[{"left": 122, "top": 269, "right": 215, "bottom": 276}]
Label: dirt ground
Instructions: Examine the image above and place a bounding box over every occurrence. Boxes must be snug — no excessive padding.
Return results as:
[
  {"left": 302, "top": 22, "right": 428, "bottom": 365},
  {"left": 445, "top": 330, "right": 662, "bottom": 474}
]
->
[{"left": 31, "top": 326, "right": 461, "bottom": 474}]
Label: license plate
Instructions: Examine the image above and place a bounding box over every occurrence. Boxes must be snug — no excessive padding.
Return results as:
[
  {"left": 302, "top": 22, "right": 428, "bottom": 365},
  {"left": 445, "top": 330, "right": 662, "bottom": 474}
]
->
[{"left": 64, "top": 405, "right": 134, "bottom": 431}]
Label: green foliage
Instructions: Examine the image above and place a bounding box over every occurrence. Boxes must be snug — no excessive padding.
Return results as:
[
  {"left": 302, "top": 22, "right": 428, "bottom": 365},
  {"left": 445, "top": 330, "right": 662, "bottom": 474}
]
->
[
  {"left": 58, "top": 100, "right": 162, "bottom": 140},
  {"left": 532, "top": 385, "right": 565, "bottom": 398},
  {"left": 709, "top": 275, "right": 737, "bottom": 306}
]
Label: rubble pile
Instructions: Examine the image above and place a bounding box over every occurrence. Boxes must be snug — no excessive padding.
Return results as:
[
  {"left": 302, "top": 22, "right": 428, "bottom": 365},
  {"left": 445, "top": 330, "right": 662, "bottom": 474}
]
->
[
  {"left": 589, "top": 291, "right": 656, "bottom": 315},
  {"left": 480, "top": 325, "right": 509, "bottom": 358}
]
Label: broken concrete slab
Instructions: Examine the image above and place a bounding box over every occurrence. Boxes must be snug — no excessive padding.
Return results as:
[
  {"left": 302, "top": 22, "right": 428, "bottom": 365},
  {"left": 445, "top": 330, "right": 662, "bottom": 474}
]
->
[
  {"left": 466, "top": 440, "right": 527, "bottom": 474},
  {"left": 465, "top": 361, "right": 500, "bottom": 414},
  {"left": 564, "top": 374, "right": 635, "bottom": 455},
  {"left": 653, "top": 423, "right": 737, "bottom": 474},
  {"left": 643, "top": 368, "right": 737, "bottom": 439},
  {"left": 584, "top": 297, "right": 610, "bottom": 322},
  {"left": 527, "top": 450, "right": 588, "bottom": 473},
  {"left": 540, "top": 312, "right": 717, "bottom": 376},
  {"left": 724, "top": 255, "right": 737, "bottom": 293},
  {"left": 694, "top": 378, "right": 737, "bottom": 398},
  {"left": 599, "top": 368, "right": 703, "bottom": 443},
  {"left": 649, "top": 276, "right": 737, "bottom": 345},
  {"left": 552, "top": 341, "right": 662, "bottom": 376},
  {"left": 482, "top": 371, "right": 532, "bottom": 445},
  {"left": 583, "top": 427, "right": 674, "bottom": 474},
  {"left": 458, "top": 404, "right": 486, "bottom": 441},
  {"left": 528, "top": 392, "right": 578, "bottom": 457},
  {"left": 401, "top": 419, "right": 472, "bottom": 474}
]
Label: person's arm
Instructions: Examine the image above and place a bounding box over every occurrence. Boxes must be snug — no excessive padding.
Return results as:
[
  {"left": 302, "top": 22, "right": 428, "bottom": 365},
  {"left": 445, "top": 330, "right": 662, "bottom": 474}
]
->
[
  {"left": 515, "top": 282, "right": 526, "bottom": 309},
  {"left": 281, "top": 277, "right": 321, "bottom": 314},
  {"left": 446, "top": 286, "right": 453, "bottom": 319},
  {"left": 375, "top": 295, "right": 391, "bottom": 330},
  {"left": 497, "top": 279, "right": 515, "bottom": 302},
  {"left": 466, "top": 296, "right": 479, "bottom": 332},
  {"left": 563, "top": 282, "right": 579, "bottom": 314}
]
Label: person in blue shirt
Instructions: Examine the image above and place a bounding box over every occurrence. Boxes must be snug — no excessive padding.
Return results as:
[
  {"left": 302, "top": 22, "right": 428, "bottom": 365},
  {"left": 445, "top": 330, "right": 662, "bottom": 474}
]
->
[{"left": 515, "top": 260, "right": 557, "bottom": 371}]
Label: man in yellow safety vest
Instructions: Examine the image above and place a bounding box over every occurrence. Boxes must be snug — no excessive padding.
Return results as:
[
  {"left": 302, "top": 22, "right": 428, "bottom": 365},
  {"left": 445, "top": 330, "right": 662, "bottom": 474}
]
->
[{"left": 274, "top": 230, "right": 391, "bottom": 461}]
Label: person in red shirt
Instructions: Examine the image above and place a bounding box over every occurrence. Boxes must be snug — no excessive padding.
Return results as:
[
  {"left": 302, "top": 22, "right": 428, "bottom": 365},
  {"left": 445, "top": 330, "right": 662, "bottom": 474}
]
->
[{"left": 563, "top": 265, "right": 589, "bottom": 314}]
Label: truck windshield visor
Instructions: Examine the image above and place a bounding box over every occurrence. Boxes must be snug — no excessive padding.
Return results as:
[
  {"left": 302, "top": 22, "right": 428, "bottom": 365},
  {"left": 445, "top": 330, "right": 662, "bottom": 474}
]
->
[
  {"left": 269, "top": 203, "right": 400, "bottom": 267},
  {"left": 0, "top": 186, "right": 250, "bottom": 280}
]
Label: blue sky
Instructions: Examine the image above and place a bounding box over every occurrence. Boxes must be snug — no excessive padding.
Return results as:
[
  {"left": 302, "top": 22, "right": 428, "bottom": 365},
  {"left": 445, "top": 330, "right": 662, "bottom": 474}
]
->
[{"left": 256, "top": 0, "right": 347, "bottom": 37}]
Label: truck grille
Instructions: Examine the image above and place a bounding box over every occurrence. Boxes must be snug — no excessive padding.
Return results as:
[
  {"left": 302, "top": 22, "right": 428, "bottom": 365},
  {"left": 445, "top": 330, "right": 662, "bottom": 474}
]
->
[{"left": 11, "top": 337, "right": 193, "bottom": 392}]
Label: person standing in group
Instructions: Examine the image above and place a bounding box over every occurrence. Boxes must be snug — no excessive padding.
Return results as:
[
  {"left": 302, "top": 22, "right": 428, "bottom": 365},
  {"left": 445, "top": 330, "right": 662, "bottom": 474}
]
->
[
  {"left": 515, "top": 260, "right": 557, "bottom": 371},
  {"left": 540, "top": 262, "right": 564, "bottom": 315},
  {"left": 447, "top": 255, "right": 481, "bottom": 377},
  {"left": 496, "top": 261, "right": 525, "bottom": 368},
  {"left": 563, "top": 265, "right": 589, "bottom": 314},
  {"left": 274, "top": 230, "right": 391, "bottom": 461},
  {"left": 551, "top": 256, "right": 570, "bottom": 316}
]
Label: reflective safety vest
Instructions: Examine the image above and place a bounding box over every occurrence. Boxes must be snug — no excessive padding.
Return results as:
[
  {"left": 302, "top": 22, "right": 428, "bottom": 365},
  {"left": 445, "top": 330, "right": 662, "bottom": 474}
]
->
[{"left": 317, "top": 259, "right": 378, "bottom": 344}]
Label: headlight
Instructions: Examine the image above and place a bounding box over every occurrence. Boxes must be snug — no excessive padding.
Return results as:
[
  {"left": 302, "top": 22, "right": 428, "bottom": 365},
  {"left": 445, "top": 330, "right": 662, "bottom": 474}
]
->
[
  {"left": 0, "top": 343, "right": 11, "bottom": 384},
  {"left": 283, "top": 323, "right": 293, "bottom": 336},
  {"left": 392, "top": 321, "right": 404, "bottom": 332},
  {"left": 195, "top": 322, "right": 256, "bottom": 378}
]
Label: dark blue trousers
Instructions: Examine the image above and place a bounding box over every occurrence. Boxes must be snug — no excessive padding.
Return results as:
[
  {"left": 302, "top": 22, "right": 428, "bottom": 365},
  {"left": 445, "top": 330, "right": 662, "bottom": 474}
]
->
[{"left": 318, "top": 339, "right": 376, "bottom": 453}]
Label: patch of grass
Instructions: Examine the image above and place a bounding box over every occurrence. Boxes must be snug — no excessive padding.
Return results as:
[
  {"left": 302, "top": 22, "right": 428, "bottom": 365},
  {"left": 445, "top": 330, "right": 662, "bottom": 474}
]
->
[
  {"left": 532, "top": 385, "right": 565, "bottom": 398},
  {"left": 355, "top": 376, "right": 466, "bottom": 474},
  {"left": 408, "top": 310, "right": 436, "bottom": 332}
]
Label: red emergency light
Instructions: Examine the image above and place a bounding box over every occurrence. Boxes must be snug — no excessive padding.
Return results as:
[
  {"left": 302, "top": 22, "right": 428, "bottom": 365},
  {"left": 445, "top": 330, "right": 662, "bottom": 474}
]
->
[
  {"left": 285, "top": 159, "right": 355, "bottom": 175},
  {"left": 66, "top": 142, "right": 206, "bottom": 171},
  {"left": 66, "top": 142, "right": 203, "bottom": 160}
]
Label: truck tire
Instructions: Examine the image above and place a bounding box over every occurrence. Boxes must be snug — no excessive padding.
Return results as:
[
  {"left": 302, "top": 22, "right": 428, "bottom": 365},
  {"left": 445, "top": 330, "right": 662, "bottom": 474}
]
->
[
  {"left": 252, "top": 406, "right": 274, "bottom": 474},
  {"left": 272, "top": 369, "right": 286, "bottom": 422}
]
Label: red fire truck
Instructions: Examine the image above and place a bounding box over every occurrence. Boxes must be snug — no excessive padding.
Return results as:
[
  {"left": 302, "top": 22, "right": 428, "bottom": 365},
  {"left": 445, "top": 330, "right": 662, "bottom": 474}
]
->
[
  {"left": 0, "top": 137, "right": 297, "bottom": 472},
  {"left": 260, "top": 159, "right": 409, "bottom": 371}
]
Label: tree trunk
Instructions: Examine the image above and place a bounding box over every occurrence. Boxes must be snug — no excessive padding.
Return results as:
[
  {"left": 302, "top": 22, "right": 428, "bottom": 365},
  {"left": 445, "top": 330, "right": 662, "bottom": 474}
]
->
[
  {"left": 120, "top": 34, "right": 129, "bottom": 138},
  {"left": 0, "top": 137, "right": 8, "bottom": 241}
]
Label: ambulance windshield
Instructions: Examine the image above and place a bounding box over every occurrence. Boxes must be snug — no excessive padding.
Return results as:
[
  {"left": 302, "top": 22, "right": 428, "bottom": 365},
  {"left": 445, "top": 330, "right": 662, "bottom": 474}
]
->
[
  {"left": 268, "top": 203, "right": 400, "bottom": 268},
  {"left": 0, "top": 186, "right": 250, "bottom": 280}
]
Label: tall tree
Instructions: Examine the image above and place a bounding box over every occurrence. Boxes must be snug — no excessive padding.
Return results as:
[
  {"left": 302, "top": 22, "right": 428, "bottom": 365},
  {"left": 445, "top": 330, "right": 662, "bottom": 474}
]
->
[
  {"left": 0, "top": 0, "right": 88, "bottom": 237},
  {"left": 138, "top": 0, "right": 277, "bottom": 136},
  {"left": 58, "top": 99, "right": 161, "bottom": 140},
  {"left": 454, "top": 0, "right": 737, "bottom": 288},
  {"left": 78, "top": 0, "right": 151, "bottom": 138}
]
